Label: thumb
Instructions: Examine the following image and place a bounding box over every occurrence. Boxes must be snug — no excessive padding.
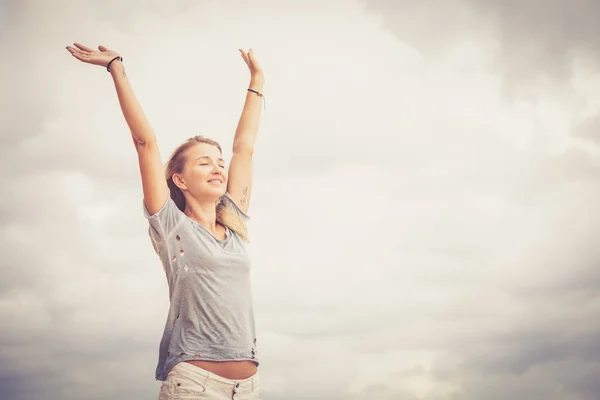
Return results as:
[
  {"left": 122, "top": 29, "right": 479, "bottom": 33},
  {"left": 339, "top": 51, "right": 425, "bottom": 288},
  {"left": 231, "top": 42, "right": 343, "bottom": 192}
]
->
[{"left": 98, "top": 45, "right": 107, "bottom": 52}]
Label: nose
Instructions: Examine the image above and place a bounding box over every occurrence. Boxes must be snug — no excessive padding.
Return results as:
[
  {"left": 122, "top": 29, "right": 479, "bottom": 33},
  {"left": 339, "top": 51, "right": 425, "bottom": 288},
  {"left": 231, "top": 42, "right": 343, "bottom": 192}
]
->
[{"left": 210, "top": 168, "right": 224, "bottom": 180}]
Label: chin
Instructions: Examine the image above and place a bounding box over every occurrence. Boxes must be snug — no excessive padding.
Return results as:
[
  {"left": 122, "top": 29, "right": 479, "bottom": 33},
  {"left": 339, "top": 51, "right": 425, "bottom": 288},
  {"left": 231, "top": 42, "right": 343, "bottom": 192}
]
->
[{"left": 207, "top": 186, "right": 226, "bottom": 197}]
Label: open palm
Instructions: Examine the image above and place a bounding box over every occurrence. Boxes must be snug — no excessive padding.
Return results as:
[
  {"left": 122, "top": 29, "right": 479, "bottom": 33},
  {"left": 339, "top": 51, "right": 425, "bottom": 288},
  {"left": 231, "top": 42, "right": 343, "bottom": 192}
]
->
[
  {"left": 66, "top": 43, "right": 121, "bottom": 68},
  {"left": 239, "top": 48, "right": 263, "bottom": 77}
]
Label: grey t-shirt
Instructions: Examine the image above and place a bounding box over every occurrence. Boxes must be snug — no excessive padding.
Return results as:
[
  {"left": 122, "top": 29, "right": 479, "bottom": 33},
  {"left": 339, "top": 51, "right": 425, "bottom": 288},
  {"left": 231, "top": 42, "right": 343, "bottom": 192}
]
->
[{"left": 143, "top": 192, "right": 258, "bottom": 381}]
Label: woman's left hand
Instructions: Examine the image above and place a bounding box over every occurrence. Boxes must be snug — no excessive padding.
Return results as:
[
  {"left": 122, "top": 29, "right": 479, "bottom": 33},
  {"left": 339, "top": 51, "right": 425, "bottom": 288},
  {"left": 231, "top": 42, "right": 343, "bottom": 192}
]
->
[{"left": 239, "top": 48, "right": 264, "bottom": 79}]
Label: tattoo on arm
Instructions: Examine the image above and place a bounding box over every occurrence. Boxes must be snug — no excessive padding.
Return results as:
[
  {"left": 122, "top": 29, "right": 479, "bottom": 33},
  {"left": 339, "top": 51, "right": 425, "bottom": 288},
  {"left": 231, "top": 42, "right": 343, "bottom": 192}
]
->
[{"left": 241, "top": 186, "right": 248, "bottom": 205}]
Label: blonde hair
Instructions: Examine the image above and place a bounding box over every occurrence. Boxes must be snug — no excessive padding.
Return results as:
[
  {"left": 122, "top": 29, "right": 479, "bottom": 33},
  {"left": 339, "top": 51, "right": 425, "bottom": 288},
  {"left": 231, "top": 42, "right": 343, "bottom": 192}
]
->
[{"left": 165, "top": 135, "right": 249, "bottom": 243}]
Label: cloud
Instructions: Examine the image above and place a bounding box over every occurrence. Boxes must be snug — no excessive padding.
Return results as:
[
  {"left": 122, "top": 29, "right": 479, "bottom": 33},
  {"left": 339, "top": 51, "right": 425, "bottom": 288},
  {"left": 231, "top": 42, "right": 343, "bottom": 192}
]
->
[
  {"left": 359, "top": 0, "right": 600, "bottom": 99},
  {"left": 2, "top": 0, "right": 600, "bottom": 399}
]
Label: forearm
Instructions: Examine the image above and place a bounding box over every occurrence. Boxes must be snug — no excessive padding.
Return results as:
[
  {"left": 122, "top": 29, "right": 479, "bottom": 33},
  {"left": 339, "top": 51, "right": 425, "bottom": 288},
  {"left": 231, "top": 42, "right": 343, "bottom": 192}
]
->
[
  {"left": 109, "top": 61, "right": 156, "bottom": 145},
  {"left": 233, "top": 75, "right": 264, "bottom": 153}
]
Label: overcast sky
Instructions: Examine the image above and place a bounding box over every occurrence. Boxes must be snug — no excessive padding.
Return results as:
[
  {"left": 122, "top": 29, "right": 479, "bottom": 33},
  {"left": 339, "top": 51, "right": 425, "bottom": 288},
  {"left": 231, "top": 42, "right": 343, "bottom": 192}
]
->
[{"left": 1, "top": 0, "right": 600, "bottom": 399}]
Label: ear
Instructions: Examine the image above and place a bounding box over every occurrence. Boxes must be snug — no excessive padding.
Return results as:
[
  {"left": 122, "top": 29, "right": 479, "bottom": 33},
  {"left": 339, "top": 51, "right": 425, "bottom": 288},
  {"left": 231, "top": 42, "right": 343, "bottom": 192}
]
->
[{"left": 172, "top": 173, "right": 188, "bottom": 191}]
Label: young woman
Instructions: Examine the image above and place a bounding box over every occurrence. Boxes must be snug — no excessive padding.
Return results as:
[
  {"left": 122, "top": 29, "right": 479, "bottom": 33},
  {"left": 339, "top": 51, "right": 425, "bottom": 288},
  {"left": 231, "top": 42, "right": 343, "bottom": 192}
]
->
[{"left": 66, "top": 42, "right": 265, "bottom": 399}]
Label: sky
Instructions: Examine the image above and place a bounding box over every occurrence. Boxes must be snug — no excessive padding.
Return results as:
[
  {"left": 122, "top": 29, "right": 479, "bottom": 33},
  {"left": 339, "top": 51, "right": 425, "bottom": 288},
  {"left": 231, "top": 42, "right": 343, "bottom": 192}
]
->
[{"left": 1, "top": 0, "right": 600, "bottom": 399}]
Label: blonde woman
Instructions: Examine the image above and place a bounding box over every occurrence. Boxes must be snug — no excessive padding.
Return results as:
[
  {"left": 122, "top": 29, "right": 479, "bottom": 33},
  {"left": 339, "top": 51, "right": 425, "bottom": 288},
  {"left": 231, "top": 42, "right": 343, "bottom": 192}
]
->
[{"left": 66, "top": 42, "right": 264, "bottom": 399}]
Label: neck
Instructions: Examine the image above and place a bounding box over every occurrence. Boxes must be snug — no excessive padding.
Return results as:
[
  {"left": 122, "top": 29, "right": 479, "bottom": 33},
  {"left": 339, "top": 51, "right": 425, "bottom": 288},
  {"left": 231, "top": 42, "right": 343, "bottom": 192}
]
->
[{"left": 184, "top": 195, "right": 220, "bottom": 234}]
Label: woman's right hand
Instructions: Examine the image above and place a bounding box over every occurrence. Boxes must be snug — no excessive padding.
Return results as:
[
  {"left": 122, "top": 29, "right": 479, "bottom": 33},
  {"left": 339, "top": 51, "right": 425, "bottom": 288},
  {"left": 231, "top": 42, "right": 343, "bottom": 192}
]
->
[{"left": 66, "top": 43, "right": 121, "bottom": 69}]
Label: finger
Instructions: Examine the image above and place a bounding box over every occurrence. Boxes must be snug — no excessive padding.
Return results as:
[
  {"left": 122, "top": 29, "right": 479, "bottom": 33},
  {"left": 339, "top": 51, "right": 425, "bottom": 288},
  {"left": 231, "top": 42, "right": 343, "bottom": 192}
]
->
[
  {"left": 73, "top": 48, "right": 87, "bottom": 57},
  {"left": 71, "top": 52, "right": 89, "bottom": 62},
  {"left": 248, "top": 49, "right": 257, "bottom": 61},
  {"left": 73, "top": 42, "right": 93, "bottom": 52},
  {"left": 66, "top": 46, "right": 85, "bottom": 56},
  {"left": 239, "top": 49, "right": 249, "bottom": 64},
  {"left": 98, "top": 45, "right": 107, "bottom": 52}
]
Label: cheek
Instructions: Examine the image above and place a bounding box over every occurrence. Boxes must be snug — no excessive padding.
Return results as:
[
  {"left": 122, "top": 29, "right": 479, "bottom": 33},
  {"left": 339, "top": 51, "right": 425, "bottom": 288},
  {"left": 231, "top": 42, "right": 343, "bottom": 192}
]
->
[{"left": 183, "top": 168, "right": 208, "bottom": 188}]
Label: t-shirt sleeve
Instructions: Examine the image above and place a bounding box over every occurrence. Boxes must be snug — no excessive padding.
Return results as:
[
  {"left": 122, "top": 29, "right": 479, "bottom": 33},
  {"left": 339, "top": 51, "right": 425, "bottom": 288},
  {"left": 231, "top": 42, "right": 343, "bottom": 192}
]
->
[
  {"left": 222, "top": 192, "right": 251, "bottom": 222},
  {"left": 143, "top": 192, "right": 185, "bottom": 241}
]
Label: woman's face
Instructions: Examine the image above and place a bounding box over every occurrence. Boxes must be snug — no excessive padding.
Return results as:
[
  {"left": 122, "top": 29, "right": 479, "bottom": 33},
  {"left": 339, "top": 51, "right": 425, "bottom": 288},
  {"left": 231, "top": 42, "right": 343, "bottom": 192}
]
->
[{"left": 178, "top": 142, "right": 227, "bottom": 200}]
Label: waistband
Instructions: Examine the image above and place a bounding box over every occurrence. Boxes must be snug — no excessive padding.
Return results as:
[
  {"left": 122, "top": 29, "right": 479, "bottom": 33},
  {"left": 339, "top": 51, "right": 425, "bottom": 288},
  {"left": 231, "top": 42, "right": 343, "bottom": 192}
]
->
[{"left": 169, "top": 361, "right": 260, "bottom": 391}]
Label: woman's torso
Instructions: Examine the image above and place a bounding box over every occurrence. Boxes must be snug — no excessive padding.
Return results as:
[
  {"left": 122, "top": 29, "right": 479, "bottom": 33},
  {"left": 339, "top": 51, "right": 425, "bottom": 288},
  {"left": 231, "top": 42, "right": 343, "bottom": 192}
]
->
[
  {"left": 185, "top": 360, "right": 257, "bottom": 380},
  {"left": 144, "top": 193, "right": 259, "bottom": 381},
  {"left": 183, "top": 223, "right": 256, "bottom": 380}
]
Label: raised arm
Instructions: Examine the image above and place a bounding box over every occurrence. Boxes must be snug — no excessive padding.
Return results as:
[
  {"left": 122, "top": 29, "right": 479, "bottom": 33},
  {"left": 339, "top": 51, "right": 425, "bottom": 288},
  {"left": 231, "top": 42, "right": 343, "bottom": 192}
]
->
[
  {"left": 66, "top": 43, "right": 168, "bottom": 215},
  {"left": 227, "top": 48, "right": 265, "bottom": 214}
]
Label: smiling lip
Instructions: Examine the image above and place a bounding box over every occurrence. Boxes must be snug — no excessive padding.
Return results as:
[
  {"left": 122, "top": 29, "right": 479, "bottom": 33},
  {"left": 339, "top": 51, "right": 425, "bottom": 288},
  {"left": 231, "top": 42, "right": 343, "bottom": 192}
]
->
[{"left": 208, "top": 179, "right": 223, "bottom": 184}]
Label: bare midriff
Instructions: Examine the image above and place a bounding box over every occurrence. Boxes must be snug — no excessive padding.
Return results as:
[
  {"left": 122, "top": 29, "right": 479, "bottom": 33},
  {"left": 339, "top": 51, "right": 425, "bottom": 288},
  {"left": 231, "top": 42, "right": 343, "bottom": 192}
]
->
[{"left": 184, "top": 360, "right": 258, "bottom": 380}]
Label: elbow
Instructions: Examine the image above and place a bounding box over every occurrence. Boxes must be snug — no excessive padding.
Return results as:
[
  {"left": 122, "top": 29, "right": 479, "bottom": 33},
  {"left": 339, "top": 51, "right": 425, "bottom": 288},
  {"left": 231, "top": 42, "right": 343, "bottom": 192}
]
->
[
  {"left": 133, "top": 135, "right": 146, "bottom": 146},
  {"left": 232, "top": 142, "right": 254, "bottom": 156},
  {"left": 132, "top": 134, "right": 158, "bottom": 152},
  {"left": 132, "top": 130, "right": 157, "bottom": 147}
]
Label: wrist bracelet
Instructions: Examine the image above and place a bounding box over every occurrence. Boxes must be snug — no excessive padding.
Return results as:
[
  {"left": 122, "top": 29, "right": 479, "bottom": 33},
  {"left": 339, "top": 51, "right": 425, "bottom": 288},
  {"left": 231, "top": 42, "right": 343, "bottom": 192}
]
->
[
  {"left": 248, "top": 88, "right": 266, "bottom": 110},
  {"left": 107, "top": 56, "right": 123, "bottom": 72}
]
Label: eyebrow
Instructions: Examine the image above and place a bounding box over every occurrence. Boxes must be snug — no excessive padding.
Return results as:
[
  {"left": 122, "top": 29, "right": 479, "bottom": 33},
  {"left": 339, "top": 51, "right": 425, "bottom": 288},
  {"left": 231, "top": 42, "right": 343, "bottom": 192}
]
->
[{"left": 196, "top": 156, "right": 225, "bottom": 163}]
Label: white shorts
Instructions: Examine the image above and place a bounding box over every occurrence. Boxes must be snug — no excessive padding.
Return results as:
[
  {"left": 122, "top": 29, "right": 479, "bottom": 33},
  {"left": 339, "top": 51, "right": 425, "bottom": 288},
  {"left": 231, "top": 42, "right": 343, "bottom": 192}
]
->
[{"left": 158, "top": 362, "right": 260, "bottom": 400}]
